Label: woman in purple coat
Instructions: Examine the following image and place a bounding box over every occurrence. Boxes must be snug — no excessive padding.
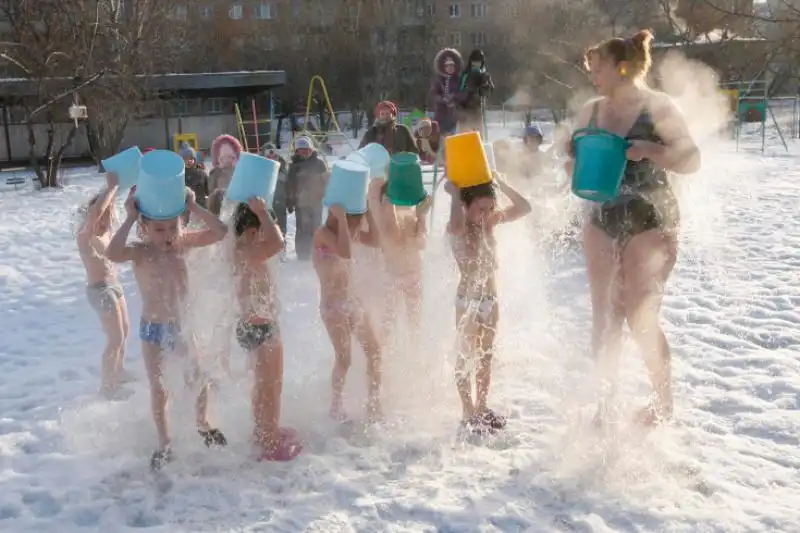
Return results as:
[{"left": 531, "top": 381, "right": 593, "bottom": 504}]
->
[{"left": 428, "top": 48, "right": 464, "bottom": 136}]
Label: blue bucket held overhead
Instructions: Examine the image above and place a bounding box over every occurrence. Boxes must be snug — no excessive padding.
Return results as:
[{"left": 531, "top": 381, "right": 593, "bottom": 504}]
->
[
  {"left": 226, "top": 152, "right": 280, "bottom": 205},
  {"left": 135, "top": 149, "right": 187, "bottom": 220},
  {"left": 346, "top": 143, "right": 391, "bottom": 179},
  {"left": 323, "top": 159, "right": 371, "bottom": 215},
  {"left": 102, "top": 146, "right": 142, "bottom": 190},
  {"left": 570, "top": 128, "right": 630, "bottom": 202}
]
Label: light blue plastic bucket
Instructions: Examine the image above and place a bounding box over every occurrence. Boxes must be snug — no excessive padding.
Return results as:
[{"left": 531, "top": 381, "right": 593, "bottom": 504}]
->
[
  {"left": 101, "top": 146, "right": 142, "bottom": 190},
  {"left": 135, "top": 150, "right": 187, "bottom": 220},
  {"left": 323, "top": 160, "right": 371, "bottom": 215},
  {"left": 226, "top": 152, "right": 280, "bottom": 205},
  {"left": 346, "top": 142, "right": 391, "bottom": 179},
  {"left": 571, "top": 128, "right": 630, "bottom": 202}
]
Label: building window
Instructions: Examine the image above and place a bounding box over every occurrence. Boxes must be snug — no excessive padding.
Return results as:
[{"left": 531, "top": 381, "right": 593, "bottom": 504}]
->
[
  {"left": 448, "top": 31, "right": 461, "bottom": 46},
  {"left": 254, "top": 2, "right": 273, "bottom": 20},
  {"left": 470, "top": 3, "right": 487, "bottom": 17},
  {"left": 472, "top": 31, "right": 488, "bottom": 46},
  {"left": 292, "top": 34, "right": 307, "bottom": 49},
  {"left": 426, "top": 1, "right": 435, "bottom": 16},
  {"left": 448, "top": 3, "right": 460, "bottom": 18},
  {"left": 205, "top": 98, "right": 230, "bottom": 115},
  {"left": 504, "top": 3, "right": 519, "bottom": 17},
  {"left": 292, "top": 0, "right": 301, "bottom": 18},
  {"left": 174, "top": 4, "right": 188, "bottom": 20},
  {"left": 229, "top": 4, "right": 243, "bottom": 19},
  {"left": 200, "top": 5, "right": 213, "bottom": 19}
]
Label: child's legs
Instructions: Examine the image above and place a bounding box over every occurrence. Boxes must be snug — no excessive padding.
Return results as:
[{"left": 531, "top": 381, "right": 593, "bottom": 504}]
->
[
  {"left": 91, "top": 291, "right": 126, "bottom": 391},
  {"left": 251, "top": 337, "right": 284, "bottom": 447},
  {"left": 454, "top": 307, "right": 477, "bottom": 419},
  {"left": 117, "top": 295, "right": 131, "bottom": 371},
  {"left": 320, "top": 304, "right": 353, "bottom": 414},
  {"left": 354, "top": 309, "right": 382, "bottom": 416},
  {"left": 401, "top": 275, "right": 423, "bottom": 335},
  {"left": 141, "top": 341, "right": 170, "bottom": 449},
  {"left": 474, "top": 308, "right": 499, "bottom": 414}
]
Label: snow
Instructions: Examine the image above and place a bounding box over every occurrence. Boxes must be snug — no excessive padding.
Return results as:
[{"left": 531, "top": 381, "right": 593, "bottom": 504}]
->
[{"left": 0, "top": 123, "right": 799, "bottom": 533}]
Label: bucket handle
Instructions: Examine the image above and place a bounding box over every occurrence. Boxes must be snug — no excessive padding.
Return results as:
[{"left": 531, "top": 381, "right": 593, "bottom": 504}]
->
[{"left": 571, "top": 127, "right": 631, "bottom": 150}]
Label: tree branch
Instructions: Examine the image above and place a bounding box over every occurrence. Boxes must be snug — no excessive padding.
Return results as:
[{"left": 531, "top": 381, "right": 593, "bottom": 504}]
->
[{"left": 28, "top": 70, "right": 106, "bottom": 120}]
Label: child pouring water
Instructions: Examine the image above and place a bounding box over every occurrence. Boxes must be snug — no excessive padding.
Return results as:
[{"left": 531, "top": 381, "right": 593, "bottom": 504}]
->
[
  {"left": 106, "top": 187, "right": 230, "bottom": 470},
  {"left": 231, "top": 197, "right": 302, "bottom": 461},
  {"left": 445, "top": 174, "right": 531, "bottom": 437},
  {"left": 367, "top": 169, "right": 432, "bottom": 341},
  {"left": 312, "top": 205, "right": 383, "bottom": 423},
  {"left": 77, "top": 171, "right": 132, "bottom": 399}
]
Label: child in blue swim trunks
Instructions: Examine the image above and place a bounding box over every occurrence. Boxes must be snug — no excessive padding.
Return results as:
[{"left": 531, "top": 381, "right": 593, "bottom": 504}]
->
[{"left": 106, "top": 187, "right": 229, "bottom": 471}]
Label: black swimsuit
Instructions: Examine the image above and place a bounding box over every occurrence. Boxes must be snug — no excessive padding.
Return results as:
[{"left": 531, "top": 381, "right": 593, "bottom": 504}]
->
[{"left": 588, "top": 103, "right": 680, "bottom": 247}]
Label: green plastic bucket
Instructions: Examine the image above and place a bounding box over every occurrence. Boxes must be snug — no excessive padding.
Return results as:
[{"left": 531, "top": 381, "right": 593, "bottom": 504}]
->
[{"left": 386, "top": 152, "right": 427, "bottom": 206}]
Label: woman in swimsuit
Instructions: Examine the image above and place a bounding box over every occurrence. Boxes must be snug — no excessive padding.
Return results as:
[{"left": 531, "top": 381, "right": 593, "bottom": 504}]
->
[
  {"left": 569, "top": 30, "right": 701, "bottom": 425},
  {"left": 367, "top": 178, "right": 432, "bottom": 343},
  {"left": 312, "top": 204, "right": 383, "bottom": 423},
  {"left": 445, "top": 173, "right": 531, "bottom": 437}
]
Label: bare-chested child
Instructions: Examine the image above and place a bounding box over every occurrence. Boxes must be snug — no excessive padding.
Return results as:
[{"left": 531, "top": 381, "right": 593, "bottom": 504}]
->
[
  {"left": 312, "top": 205, "right": 383, "bottom": 423},
  {"left": 231, "top": 197, "right": 302, "bottom": 461},
  {"left": 77, "top": 172, "right": 132, "bottom": 398},
  {"left": 445, "top": 173, "right": 531, "bottom": 438},
  {"left": 106, "top": 187, "right": 229, "bottom": 470},
  {"left": 367, "top": 179, "right": 432, "bottom": 341}
]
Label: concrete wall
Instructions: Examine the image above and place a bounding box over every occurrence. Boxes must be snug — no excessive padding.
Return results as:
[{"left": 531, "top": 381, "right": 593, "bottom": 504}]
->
[{"left": 1, "top": 114, "right": 242, "bottom": 162}]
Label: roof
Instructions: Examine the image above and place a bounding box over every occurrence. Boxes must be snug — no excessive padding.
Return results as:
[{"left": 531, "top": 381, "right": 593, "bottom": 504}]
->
[{"left": 0, "top": 70, "right": 286, "bottom": 97}]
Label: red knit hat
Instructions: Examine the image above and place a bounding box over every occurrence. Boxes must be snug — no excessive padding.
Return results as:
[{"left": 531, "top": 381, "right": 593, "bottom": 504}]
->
[{"left": 375, "top": 100, "right": 397, "bottom": 117}]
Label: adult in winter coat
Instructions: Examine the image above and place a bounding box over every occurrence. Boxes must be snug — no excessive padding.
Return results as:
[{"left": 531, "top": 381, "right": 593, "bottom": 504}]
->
[
  {"left": 428, "top": 48, "right": 464, "bottom": 136},
  {"left": 207, "top": 134, "right": 243, "bottom": 215},
  {"left": 286, "top": 136, "right": 329, "bottom": 261},
  {"left": 457, "top": 49, "right": 494, "bottom": 133},
  {"left": 261, "top": 143, "right": 290, "bottom": 238},
  {"left": 358, "top": 101, "right": 418, "bottom": 155}
]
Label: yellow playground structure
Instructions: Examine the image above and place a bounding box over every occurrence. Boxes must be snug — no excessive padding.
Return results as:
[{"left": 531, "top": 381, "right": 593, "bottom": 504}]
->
[{"left": 295, "top": 75, "right": 350, "bottom": 151}]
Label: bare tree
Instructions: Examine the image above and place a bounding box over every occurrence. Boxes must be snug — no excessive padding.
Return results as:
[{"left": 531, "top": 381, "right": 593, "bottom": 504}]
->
[{"left": 0, "top": 0, "right": 182, "bottom": 187}]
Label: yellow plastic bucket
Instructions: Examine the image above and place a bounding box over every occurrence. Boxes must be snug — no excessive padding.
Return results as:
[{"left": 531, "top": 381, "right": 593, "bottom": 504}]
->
[{"left": 444, "top": 131, "right": 492, "bottom": 188}]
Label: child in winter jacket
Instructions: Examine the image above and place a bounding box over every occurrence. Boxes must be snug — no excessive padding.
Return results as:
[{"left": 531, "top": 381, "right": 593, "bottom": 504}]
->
[
  {"left": 414, "top": 118, "right": 440, "bottom": 164},
  {"left": 208, "top": 134, "right": 243, "bottom": 215},
  {"left": 358, "top": 101, "right": 418, "bottom": 155},
  {"left": 428, "top": 48, "right": 463, "bottom": 136}
]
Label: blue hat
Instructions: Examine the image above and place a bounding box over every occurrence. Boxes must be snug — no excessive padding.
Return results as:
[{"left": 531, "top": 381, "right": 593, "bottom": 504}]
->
[
  {"left": 524, "top": 125, "right": 544, "bottom": 139},
  {"left": 180, "top": 144, "right": 196, "bottom": 159}
]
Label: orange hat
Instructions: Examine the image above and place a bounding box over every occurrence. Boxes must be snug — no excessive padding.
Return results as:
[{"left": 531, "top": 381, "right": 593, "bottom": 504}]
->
[{"left": 375, "top": 100, "right": 397, "bottom": 117}]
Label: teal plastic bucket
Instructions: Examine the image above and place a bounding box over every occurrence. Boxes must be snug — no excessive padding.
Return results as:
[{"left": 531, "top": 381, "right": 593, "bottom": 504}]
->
[
  {"left": 101, "top": 146, "right": 142, "bottom": 190},
  {"left": 135, "top": 150, "right": 187, "bottom": 220},
  {"left": 386, "top": 152, "right": 426, "bottom": 206},
  {"left": 346, "top": 142, "right": 391, "bottom": 179},
  {"left": 571, "top": 128, "right": 630, "bottom": 202},
  {"left": 226, "top": 152, "right": 280, "bottom": 205},
  {"left": 323, "top": 159, "right": 371, "bottom": 215}
]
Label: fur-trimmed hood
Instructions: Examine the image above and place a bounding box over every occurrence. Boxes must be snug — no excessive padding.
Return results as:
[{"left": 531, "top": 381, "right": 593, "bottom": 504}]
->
[
  {"left": 433, "top": 48, "right": 463, "bottom": 76},
  {"left": 210, "top": 134, "right": 243, "bottom": 168}
]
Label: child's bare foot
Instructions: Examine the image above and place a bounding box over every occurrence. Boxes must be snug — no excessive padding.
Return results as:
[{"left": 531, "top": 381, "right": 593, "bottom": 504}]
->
[
  {"left": 477, "top": 408, "right": 506, "bottom": 430},
  {"left": 257, "top": 428, "right": 302, "bottom": 461},
  {"left": 366, "top": 397, "right": 383, "bottom": 424},
  {"left": 634, "top": 403, "right": 672, "bottom": 427}
]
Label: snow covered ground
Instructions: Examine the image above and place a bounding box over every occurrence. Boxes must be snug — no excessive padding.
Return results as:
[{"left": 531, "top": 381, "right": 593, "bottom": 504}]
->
[{"left": 0, "top": 124, "right": 798, "bottom": 532}]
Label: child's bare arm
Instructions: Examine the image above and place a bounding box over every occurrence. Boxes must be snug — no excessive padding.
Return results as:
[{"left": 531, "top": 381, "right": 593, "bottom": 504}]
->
[
  {"left": 493, "top": 174, "right": 532, "bottom": 225},
  {"left": 358, "top": 206, "right": 382, "bottom": 248},
  {"left": 106, "top": 191, "right": 142, "bottom": 263},
  {"left": 181, "top": 189, "right": 229, "bottom": 248},
  {"left": 326, "top": 205, "right": 352, "bottom": 258},
  {"left": 78, "top": 173, "right": 119, "bottom": 241},
  {"left": 445, "top": 180, "right": 465, "bottom": 236},
  {"left": 413, "top": 196, "right": 432, "bottom": 250},
  {"left": 367, "top": 179, "right": 400, "bottom": 245},
  {"left": 248, "top": 198, "right": 285, "bottom": 263}
]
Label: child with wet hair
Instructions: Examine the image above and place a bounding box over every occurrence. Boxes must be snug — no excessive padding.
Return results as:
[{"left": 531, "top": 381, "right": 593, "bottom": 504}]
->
[
  {"left": 445, "top": 173, "right": 531, "bottom": 439},
  {"left": 312, "top": 205, "right": 383, "bottom": 424},
  {"left": 231, "top": 198, "right": 302, "bottom": 461},
  {"left": 106, "top": 187, "right": 229, "bottom": 471},
  {"left": 76, "top": 171, "right": 133, "bottom": 398}
]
